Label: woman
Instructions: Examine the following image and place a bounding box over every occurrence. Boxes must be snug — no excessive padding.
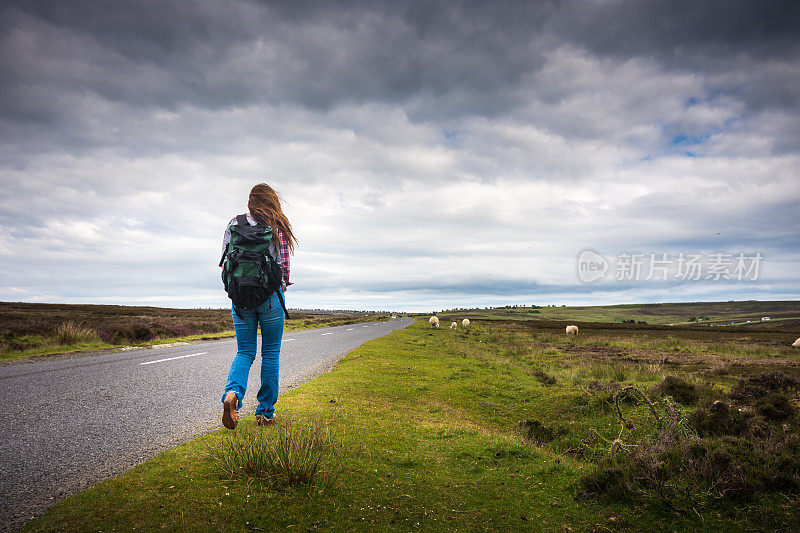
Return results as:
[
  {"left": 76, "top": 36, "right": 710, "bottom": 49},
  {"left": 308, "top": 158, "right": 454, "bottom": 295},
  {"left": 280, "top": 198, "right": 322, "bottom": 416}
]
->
[{"left": 220, "top": 183, "right": 296, "bottom": 429}]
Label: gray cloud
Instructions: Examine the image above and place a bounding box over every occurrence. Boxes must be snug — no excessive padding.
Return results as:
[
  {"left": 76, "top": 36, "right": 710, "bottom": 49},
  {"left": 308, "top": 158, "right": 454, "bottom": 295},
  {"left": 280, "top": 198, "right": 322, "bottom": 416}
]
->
[
  {"left": 556, "top": 0, "right": 799, "bottom": 61},
  {"left": 2, "top": 0, "right": 798, "bottom": 164},
  {"left": 1, "top": 1, "right": 547, "bottom": 115},
  {"left": 5, "top": 0, "right": 796, "bottom": 119}
]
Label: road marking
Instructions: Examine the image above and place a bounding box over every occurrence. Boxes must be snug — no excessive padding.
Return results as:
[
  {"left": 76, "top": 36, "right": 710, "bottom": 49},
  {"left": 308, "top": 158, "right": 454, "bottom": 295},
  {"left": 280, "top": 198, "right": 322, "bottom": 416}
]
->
[
  {"left": 346, "top": 328, "right": 354, "bottom": 331},
  {"left": 321, "top": 332, "right": 333, "bottom": 336},
  {"left": 283, "top": 338, "right": 296, "bottom": 342},
  {"left": 140, "top": 352, "right": 206, "bottom": 366},
  {"left": 362, "top": 325, "right": 369, "bottom": 327}
]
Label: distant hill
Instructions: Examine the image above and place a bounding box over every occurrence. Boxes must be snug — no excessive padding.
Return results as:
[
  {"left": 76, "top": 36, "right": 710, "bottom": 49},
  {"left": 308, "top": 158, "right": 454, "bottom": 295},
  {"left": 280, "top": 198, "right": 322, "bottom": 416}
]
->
[{"left": 434, "top": 300, "right": 800, "bottom": 332}]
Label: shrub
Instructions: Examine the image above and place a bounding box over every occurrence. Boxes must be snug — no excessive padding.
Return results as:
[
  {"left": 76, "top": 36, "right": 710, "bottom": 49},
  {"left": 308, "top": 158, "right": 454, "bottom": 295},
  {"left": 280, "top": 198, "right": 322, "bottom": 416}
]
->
[
  {"left": 97, "top": 328, "right": 120, "bottom": 344},
  {"left": 690, "top": 400, "right": 759, "bottom": 438},
  {"left": 654, "top": 375, "right": 698, "bottom": 405},
  {"left": 166, "top": 323, "right": 196, "bottom": 337},
  {"left": 518, "top": 419, "right": 565, "bottom": 445},
  {"left": 756, "top": 393, "right": 797, "bottom": 422},
  {"left": 128, "top": 324, "right": 155, "bottom": 342},
  {"left": 207, "top": 416, "right": 339, "bottom": 488},
  {"left": 687, "top": 436, "right": 762, "bottom": 499},
  {"left": 579, "top": 465, "right": 629, "bottom": 500},
  {"left": 532, "top": 368, "right": 557, "bottom": 387},
  {"left": 579, "top": 431, "right": 800, "bottom": 507},
  {"left": 578, "top": 381, "right": 800, "bottom": 508},
  {"left": 8, "top": 335, "right": 49, "bottom": 352},
  {"left": 199, "top": 321, "right": 226, "bottom": 333},
  {"left": 730, "top": 372, "right": 800, "bottom": 403},
  {"left": 52, "top": 321, "right": 99, "bottom": 345},
  {"left": 765, "top": 435, "right": 800, "bottom": 491},
  {"left": 94, "top": 323, "right": 156, "bottom": 344},
  {"left": 585, "top": 380, "right": 621, "bottom": 408}
]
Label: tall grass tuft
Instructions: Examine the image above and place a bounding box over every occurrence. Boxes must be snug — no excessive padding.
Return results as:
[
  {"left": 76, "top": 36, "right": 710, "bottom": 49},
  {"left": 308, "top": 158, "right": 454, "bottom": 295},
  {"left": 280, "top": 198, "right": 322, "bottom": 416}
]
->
[
  {"left": 52, "top": 321, "right": 100, "bottom": 345},
  {"left": 207, "top": 416, "right": 340, "bottom": 488}
]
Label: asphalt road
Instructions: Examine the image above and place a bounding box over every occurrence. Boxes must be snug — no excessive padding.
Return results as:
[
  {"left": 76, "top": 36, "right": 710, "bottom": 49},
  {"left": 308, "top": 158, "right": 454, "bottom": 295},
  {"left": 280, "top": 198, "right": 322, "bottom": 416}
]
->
[{"left": 0, "top": 316, "right": 412, "bottom": 532}]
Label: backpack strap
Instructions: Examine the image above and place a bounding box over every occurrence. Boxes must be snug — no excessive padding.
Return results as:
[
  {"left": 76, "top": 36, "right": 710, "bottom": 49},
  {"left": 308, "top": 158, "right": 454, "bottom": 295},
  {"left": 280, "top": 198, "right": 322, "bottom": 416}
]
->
[
  {"left": 219, "top": 216, "right": 245, "bottom": 267},
  {"left": 276, "top": 289, "right": 290, "bottom": 319}
]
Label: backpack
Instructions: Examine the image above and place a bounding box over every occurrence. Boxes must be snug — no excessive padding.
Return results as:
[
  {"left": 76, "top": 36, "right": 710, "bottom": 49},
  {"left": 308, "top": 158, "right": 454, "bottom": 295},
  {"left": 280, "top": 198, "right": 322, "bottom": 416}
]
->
[{"left": 219, "top": 214, "right": 289, "bottom": 319}]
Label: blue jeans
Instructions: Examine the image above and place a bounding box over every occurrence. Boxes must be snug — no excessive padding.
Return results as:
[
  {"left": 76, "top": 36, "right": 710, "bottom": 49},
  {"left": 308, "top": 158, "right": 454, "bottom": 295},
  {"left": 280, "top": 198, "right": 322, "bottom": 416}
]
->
[{"left": 222, "top": 289, "right": 285, "bottom": 418}]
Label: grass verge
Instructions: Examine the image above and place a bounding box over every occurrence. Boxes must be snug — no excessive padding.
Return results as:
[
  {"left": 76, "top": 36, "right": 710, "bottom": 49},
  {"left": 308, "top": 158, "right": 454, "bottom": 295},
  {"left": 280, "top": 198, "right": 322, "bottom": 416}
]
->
[{"left": 25, "top": 319, "right": 800, "bottom": 532}]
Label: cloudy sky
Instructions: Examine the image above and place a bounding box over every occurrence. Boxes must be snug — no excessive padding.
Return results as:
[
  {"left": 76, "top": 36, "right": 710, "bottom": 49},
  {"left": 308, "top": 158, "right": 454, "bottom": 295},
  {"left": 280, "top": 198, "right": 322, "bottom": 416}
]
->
[{"left": 1, "top": 0, "right": 798, "bottom": 312}]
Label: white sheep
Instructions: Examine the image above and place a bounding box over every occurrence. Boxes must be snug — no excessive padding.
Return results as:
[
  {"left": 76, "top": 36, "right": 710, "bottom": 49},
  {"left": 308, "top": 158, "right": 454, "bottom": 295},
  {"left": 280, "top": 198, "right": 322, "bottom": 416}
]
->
[
  {"left": 450, "top": 321, "right": 457, "bottom": 330},
  {"left": 793, "top": 338, "right": 800, "bottom": 348},
  {"left": 429, "top": 316, "right": 440, "bottom": 328},
  {"left": 566, "top": 325, "right": 579, "bottom": 335},
  {"left": 462, "top": 318, "right": 470, "bottom": 329}
]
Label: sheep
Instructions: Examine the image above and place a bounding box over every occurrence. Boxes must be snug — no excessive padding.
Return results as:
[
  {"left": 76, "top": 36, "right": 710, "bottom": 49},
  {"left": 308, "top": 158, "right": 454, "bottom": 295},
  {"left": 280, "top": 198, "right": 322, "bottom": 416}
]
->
[
  {"left": 793, "top": 338, "right": 800, "bottom": 348},
  {"left": 566, "top": 325, "right": 579, "bottom": 335},
  {"left": 429, "top": 316, "right": 440, "bottom": 328},
  {"left": 462, "top": 318, "right": 470, "bottom": 329},
  {"left": 450, "top": 321, "right": 458, "bottom": 330}
]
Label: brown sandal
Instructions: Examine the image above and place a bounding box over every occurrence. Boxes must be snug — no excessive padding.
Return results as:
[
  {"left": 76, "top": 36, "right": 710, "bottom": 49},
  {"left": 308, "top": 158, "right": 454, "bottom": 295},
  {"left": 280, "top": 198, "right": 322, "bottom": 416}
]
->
[{"left": 222, "top": 391, "right": 239, "bottom": 429}]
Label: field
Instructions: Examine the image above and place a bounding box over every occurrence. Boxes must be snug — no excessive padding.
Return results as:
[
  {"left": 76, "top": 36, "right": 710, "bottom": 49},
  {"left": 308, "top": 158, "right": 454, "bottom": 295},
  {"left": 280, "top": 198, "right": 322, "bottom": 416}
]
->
[
  {"left": 0, "top": 302, "right": 388, "bottom": 362},
  {"left": 26, "top": 313, "right": 800, "bottom": 532},
  {"left": 446, "top": 300, "right": 800, "bottom": 331}
]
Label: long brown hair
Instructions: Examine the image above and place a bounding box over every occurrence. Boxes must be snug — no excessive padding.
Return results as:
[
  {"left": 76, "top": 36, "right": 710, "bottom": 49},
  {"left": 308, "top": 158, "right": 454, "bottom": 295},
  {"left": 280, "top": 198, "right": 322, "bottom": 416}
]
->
[{"left": 248, "top": 183, "right": 296, "bottom": 254}]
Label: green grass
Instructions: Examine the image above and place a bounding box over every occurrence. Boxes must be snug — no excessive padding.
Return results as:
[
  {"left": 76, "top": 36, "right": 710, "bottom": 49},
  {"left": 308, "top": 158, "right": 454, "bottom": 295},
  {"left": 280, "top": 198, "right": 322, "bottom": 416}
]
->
[
  {"left": 207, "top": 415, "right": 341, "bottom": 488},
  {"left": 0, "top": 334, "right": 109, "bottom": 361},
  {"left": 25, "top": 319, "right": 800, "bottom": 532}
]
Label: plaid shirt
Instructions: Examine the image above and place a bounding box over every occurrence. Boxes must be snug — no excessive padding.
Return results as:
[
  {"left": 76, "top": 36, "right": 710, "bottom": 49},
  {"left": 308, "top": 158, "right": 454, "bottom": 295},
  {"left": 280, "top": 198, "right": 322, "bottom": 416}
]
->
[
  {"left": 275, "top": 227, "right": 292, "bottom": 288},
  {"left": 223, "top": 215, "right": 292, "bottom": 288}
]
